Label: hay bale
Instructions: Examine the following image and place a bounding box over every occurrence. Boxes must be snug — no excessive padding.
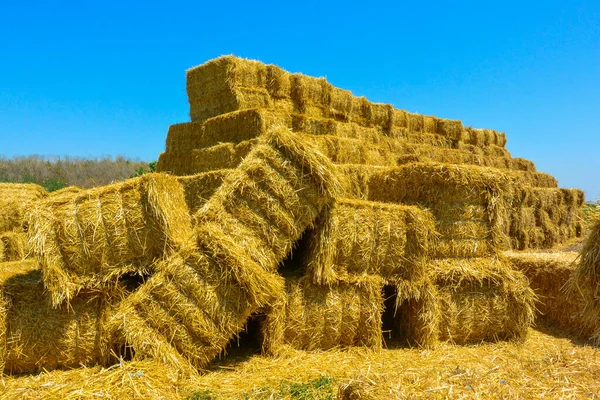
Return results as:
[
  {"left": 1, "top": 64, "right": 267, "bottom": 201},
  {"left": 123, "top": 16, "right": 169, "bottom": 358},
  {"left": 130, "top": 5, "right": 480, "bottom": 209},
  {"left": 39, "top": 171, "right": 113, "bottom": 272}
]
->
[
  {"left": 0, "top": 232, "right": 27, "bottom": 262},
  {"left": 365, "top": 162, "right": 513, "bottom": 257},
  {"left": 177, "top": 170, "right": 231, "bottom": 215},
  {"left": 0, "top": 260, "right": 122, "bottom": 374},
  {"left": 111, "top": 126, "right": 340, "bottom": 369},
  {"left": 430, "top": 257, "right": 535, "bottom": 344},
  {"left": 157, "top": 139, "right": 257, "bottom": 176},
  {"left": 262, "top": 275, "right": 384, "bottom": 354},
  {"left": 505, "top": 251, "right": 589, "bottom": 336},
  {"left": 0, "top": 184, "right": 47, "bottom": 233},
  {"left": 303, "top": 198, "right": 436, "bottom": 285},
  {"left": 570, "top": 217, "right": 600, "bottom": 340},
  {"left": 27, "top": 173, "right": 194, "bottom": 306}
]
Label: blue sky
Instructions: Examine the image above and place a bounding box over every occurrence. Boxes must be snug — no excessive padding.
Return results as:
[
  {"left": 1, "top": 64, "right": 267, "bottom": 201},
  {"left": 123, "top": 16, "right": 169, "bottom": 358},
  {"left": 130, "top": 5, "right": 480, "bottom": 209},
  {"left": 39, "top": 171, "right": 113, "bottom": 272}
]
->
[{"left": 1, "top": 1, "right": 598, "bottom": 200}]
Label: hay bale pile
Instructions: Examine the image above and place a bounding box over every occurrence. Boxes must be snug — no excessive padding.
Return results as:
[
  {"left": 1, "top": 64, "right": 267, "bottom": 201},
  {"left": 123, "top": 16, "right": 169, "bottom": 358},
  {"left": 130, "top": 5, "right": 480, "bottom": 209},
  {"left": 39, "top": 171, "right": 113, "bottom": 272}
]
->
[{"left": 0, "top": 56, "right": 590, "bottom": 376}]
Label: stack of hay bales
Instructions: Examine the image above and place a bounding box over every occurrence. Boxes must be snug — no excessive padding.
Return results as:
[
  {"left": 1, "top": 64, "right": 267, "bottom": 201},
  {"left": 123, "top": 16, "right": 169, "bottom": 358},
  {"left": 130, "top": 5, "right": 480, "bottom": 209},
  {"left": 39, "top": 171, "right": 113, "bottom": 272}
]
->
[
  {"left": 156, "top": 56, "right": 583, "bottom": 349},
  {"left": 0, "top": 56, "right": 589, "bottom": 374}
]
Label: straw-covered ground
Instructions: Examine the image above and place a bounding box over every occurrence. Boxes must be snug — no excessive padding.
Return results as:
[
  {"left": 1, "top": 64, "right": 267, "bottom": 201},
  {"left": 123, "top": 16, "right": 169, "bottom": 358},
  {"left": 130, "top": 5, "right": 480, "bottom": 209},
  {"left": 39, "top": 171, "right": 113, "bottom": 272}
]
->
[{"left": 1, "top": 328, "right": 598, "bottom": 399}]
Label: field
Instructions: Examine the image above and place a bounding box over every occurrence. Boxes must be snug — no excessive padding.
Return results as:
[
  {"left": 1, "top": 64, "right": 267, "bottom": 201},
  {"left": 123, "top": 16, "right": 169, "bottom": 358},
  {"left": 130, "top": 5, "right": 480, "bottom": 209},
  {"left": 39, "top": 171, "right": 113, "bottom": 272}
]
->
[{"left": 1, "top": 328, "right": 599, "bottom": 399}]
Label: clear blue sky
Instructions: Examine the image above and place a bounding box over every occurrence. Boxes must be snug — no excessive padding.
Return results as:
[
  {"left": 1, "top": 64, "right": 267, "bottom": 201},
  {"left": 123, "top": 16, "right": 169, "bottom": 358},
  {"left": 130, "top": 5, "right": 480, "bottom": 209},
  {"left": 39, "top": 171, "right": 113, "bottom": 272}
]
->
[{"left": 1, "top": 1, "right": 598, "bottom": 200}]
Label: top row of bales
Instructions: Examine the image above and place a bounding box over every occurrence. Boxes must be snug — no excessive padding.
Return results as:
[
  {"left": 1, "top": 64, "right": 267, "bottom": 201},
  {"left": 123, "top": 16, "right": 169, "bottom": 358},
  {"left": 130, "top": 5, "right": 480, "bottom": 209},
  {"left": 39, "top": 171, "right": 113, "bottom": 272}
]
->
[{"left": 185, "top": 56, "right": 507, "bottom": 148}]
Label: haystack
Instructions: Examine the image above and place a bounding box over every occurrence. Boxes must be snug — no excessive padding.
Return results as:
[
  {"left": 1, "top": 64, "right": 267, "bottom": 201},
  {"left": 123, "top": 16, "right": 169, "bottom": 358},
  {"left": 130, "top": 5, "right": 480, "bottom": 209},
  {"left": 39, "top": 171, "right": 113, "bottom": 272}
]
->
[
  {"left": 0, "top": 183, "right": 47, "bottom": 233},
  {"left": 430, "top": 257, "right": 535, "bottom": 344},
  {"left": 0, "top": 260, "right": 123, "bottom": 374},
  {"left": 27, "top": 173, "right": 194, "bottom": 306},
  {"left": 569, "top": 216, "right": 600, "bottom": 341},
  {"left": 0, "top": 232, "right": 28, "bottom": 262},
  {"left": 110, "top": 126, "right": 340, "bottom": 369},
  {"left": 303, "top": 198, "right": 436, "bottom": 286},
  {"left": 505, "top": 251, "right": 588, "bottom": 336},
  {"left": 261, "top": 275, "right": 384, "bottom": 354}
]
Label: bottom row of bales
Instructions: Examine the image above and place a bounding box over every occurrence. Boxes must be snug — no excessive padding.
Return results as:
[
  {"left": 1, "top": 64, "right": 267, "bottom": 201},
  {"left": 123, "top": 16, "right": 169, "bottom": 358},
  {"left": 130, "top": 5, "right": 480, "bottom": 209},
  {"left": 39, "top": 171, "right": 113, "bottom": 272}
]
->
[
  {"left": 0, "top": 197, "right": 537, "bottom": 375},
  {"left": 0, "top": 254, "right": 535, "bottom": 374}
]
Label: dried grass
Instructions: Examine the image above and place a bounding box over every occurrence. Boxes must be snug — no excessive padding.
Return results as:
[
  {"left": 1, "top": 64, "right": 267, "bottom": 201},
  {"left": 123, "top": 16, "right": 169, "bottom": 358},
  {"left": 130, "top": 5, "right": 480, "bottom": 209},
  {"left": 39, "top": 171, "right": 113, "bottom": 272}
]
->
[
  {"left": 185, "top": 55, "right": 508, "bottom": 155},
  {"left": 3, "top": 329, "right": 599, "bottom": 399},
  {"left": 26, "top": 173, "right": 194, "bottom": 306},
  {"left": 177, "top": 169, "right": 231, "bottom": 215}
]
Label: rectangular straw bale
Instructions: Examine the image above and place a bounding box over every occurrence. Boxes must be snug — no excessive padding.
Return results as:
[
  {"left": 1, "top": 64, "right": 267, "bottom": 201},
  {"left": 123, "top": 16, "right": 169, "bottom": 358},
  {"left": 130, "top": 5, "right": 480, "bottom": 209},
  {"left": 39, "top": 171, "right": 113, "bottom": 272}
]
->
[
  {"left": 177, "top": 170, "right": 231, "bottom": 215},
  {"left": 436, "top": 118, "right": 463, "bottom": 141},
  {"left": 0, "top": 260, "right": 121, "bottom": 374},
  {"left": 365, "top": 163, "right": 512, "bottom": 255},
  {"left": 0, "top": 184, "right": 47, "bottom": 233},
  {"left": 0, "top": 232, "right": 28, "bottom": 262},
  {"left": 505, "top": 251, "right": 589, "bottom": 336},
  {"left": 304, "top": 135, "right": 398, "bottom": 166},
  {"left": 304, "top": 198, "right": 436, "bottom": 285},
  {"left": 187, "top": 56, "right": 273, "bottom": 122},
  {"left": 157, "top": 139, "right": 257, "bottom": 176},
  {"left": 430, "top": 257, "right": 535, "bottom": 344},
  {"left": 27, "top": 173, "right": 194, "bottom": 306},
  {"left": 262, "top": 275, "right": 384, "bottom": 354}
]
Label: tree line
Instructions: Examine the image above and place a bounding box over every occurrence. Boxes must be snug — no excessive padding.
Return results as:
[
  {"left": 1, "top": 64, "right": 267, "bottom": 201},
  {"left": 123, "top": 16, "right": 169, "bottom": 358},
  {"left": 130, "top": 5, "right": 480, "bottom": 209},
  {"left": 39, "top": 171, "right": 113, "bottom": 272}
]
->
[{"left": 0, "top": 155, "right": 156, "bottom": 192}]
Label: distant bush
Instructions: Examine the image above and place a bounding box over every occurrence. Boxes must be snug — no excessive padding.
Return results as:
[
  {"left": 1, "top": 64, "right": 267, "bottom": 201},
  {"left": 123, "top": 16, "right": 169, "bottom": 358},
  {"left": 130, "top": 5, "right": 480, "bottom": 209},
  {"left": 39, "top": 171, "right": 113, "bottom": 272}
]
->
[{"left": 0, "top": 155, "right": 153, "bottom": 191}]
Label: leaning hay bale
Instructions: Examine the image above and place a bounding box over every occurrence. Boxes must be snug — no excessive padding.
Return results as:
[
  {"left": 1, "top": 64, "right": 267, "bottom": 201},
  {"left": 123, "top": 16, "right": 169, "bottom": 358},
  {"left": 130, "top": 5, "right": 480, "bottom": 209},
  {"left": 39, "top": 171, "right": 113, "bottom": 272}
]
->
[
  {"left": 505, "top": 251, "right": 589, "bottom": 336},
  {"left": 304, "top": 198, "right": 436, "bottom": 285},
  {"left": 109, "top": 249, "right": 284, "bottom": 371},
  {"left": 0, "top": 183, "right": 47, "bottom": 233},
  {"left": 0, "top": 232, "right": 28, "bottom": 262},
  {"left": 431, "top": 257, "right": 535, "bottom": 344},
  {"left": 570, "top": 217, "right": 600, "bottom": 340},
  {"left": 0, "top": 260, "right": 122, "bottom": 374},
  {"left": 27, "top": 173, "right": 194, "bottom": 306},
  {"left": 112, "top": 126, "right": 340, "bottom": 369},
  {"left": 262, "top": 275, "right": 384, "bottom": 354},
  {"left": 177, "top": 169, "right": 231, "bottom": 215},
  {"left": 194, "top": 126, "right": 341, "bottom": 272}
]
